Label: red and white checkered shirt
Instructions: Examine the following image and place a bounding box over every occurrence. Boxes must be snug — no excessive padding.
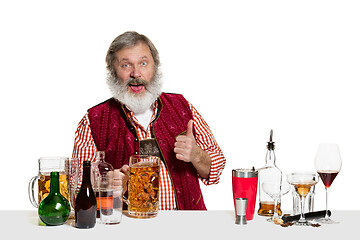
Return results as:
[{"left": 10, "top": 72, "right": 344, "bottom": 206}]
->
[{"left": 72, "top": 100, "right": 226, "bottom": 210}]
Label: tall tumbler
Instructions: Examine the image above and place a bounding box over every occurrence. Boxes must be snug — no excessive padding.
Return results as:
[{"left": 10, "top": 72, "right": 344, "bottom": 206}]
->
[
  {"left": 292, "top": 185, "right": 315, "bottom": 215},
  {"left": 99, "top": 173, "right": 123, "bottom": 224},
  {"left": 232, "top": 168, "right": 258, "bottom": 220}
]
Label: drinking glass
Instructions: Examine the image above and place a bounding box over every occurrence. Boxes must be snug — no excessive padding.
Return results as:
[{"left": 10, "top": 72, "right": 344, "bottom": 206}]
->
[
  {"left": 262, "top": 180, "right": 290, "bottom": 223},
  {"left": 314, "top": 143, "right": 342, "bottom": 224},
  {"left": 287, "top": 172, "right": 319, "bottom": 226},
  {"left": 29, "top": 157, "right": 69, "bottom": 208},
  {"left": 99, "top": 173, "right": 123, "bottom": 224},
  {"left": 292, "top": 184, "right": 315, "bottom": 215},
  {"left": 125, "top": 155, "right": 160, "bottom": 218},
  {"left": 29, "top": 157, "right": 79, "bottom": 210}
]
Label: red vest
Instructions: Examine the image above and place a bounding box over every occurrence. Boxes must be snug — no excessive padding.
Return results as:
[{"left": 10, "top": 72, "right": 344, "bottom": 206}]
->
[{"left": 88, "top": 93, "right": 206, "bottom": 210}]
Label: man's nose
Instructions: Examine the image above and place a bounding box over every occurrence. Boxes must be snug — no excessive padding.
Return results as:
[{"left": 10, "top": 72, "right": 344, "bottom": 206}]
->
[{"left": 130, "top": 66, "right": 141, "bottom": 78}]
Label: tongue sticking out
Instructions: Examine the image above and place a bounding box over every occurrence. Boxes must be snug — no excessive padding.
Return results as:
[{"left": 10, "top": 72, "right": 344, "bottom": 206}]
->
[{"left": 129, "top": 85, "right": 144, "bottom": 93}]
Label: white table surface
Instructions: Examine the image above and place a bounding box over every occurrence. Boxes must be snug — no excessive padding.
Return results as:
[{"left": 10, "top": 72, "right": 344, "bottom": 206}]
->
[{"left": 1, "top": 210, "right": 356, "bottom": 239}]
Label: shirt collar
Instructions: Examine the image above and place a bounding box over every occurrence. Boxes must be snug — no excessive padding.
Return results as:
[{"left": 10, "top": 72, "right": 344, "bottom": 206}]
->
[
  {"left": 124, "top": 99, "right": 159, "bottom": 128},
  {"left": 123, "top": 99, "right": 158, "bottom": 115}
]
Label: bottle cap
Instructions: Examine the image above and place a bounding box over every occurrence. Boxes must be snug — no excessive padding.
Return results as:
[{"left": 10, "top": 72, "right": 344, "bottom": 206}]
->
[{"left": 83, "top": 161, "right": 91, "bottom": 167}]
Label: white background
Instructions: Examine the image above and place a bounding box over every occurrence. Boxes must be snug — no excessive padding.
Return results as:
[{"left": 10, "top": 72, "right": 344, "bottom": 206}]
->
[{"left": 1, "top": 0, "right": 359, "bottom": 211}]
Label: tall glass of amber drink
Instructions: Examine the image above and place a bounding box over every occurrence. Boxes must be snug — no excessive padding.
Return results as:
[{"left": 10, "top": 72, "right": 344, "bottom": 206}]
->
[{"left": 127, "top": 155, "right": 160, "bottom": 218}]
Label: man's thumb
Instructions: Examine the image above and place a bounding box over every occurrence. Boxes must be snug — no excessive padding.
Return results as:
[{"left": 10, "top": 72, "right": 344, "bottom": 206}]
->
[{"left": 186, "top": 120, "right": 194, "bottom": 137}]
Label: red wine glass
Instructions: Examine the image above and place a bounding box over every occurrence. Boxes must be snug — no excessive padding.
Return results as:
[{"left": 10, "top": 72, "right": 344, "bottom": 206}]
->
[{"left": 314, "top": 143, "right": 342, "bottom": 224}]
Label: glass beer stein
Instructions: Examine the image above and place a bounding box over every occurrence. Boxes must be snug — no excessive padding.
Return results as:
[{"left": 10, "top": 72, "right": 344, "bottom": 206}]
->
[
  {"left": 28, "top": 157, "right": 79, "bottom": 209},
  {"left": 124, "top": 155, "right": 160, "bottom": 218}
]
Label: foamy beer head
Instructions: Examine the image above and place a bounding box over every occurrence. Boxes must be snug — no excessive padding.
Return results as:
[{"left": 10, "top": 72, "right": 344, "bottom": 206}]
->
[{"left": 127, "top": 155, "right": 160, "bottom": 218}]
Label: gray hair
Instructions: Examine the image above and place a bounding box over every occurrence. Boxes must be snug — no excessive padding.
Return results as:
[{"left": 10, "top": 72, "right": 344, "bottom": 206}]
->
[{"left": 105, "top": 31, "right": 160, "bottom": 77}]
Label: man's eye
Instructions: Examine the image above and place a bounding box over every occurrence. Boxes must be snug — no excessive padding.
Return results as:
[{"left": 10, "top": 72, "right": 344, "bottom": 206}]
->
[
  {"left": 140, "top": 61, "right": 147, "bottom": 66},
  {"left": 122, "top": 63, "right": 130, "bottom": 68}
]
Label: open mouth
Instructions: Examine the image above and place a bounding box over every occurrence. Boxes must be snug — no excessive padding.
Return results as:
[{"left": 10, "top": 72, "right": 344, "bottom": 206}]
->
[{"left": 129, "top": 84, "right": 145, "bottom": 93}]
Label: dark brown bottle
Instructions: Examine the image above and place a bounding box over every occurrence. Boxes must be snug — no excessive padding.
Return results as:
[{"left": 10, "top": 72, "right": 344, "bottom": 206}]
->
[{"left": 75, "top": 161, "right": 97, "bottom": 229}]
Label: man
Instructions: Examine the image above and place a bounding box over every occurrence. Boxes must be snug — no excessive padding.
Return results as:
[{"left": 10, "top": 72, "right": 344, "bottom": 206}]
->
[{"left": 72, "top": 31, "right": 226, "bottom": 210}]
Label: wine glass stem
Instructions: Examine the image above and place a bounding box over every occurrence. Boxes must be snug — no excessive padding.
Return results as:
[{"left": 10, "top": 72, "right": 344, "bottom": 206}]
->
[
  {"left": 272, "top": 198, "right": 279, "bottom": 221},
  {"left": 299, "top": 195, "right": 306, "bottom": 223},
  {"left": 325, "top": 187, "right": 330, "bottom": 220}
]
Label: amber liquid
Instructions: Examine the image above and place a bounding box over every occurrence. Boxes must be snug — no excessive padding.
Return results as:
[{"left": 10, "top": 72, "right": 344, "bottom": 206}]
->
[
  {"left": 38, "top": 173, "right": 69, "bottom": 204},
  {"left": 95, "top": 191, "right": 113, "bottom": 218},
  {"left": 99, "top": 190, "right": 114, "bottom": 216},
  {"left": 258, "top": 201, "right": 282, "bottom": 216},
  {"left": 128, "top": 162, "right": 160, "bottom": 216},
  {"left": 294, "top": 182, "right": 317, "bottom": 196}
]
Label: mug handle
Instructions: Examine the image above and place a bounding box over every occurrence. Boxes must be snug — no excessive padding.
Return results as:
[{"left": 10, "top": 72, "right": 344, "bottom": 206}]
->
[
  {"left": 122, "top": 195, "right": 130, "bottom": 206},
  {"left": 28, "top": 176, "right": 39, "bottom": 208}
]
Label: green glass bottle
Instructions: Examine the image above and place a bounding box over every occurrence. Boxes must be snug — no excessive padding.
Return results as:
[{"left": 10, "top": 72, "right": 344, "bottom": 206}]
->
[{"left": 38, "top": 171, "right": 71, "bottom": 226}]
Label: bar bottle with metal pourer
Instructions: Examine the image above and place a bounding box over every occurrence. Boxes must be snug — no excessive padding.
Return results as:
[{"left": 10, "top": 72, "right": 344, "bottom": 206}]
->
[{"left": 258, "top": 130, "right": 283, "bottom": 216}]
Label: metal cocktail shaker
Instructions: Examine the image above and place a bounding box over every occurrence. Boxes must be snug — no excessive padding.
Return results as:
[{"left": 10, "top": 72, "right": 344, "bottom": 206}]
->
[{"left": 232, "top": 168, "right": 258, "bottom": 220}]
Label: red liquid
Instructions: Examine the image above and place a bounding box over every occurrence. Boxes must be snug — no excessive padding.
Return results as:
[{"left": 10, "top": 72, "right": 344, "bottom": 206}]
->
[{"left": 318, "top": 171, "right": 339, "bottom": 188}]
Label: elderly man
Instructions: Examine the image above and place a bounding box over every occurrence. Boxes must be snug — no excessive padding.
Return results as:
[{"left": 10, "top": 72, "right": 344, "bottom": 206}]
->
[{"left": 73, "top": 31, "right": 226, "bottom": 210}]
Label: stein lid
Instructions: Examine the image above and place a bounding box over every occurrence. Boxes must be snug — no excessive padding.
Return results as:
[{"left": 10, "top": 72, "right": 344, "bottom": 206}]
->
[{"left": 232, "top": 168, "right": 258, "bottom": 178}]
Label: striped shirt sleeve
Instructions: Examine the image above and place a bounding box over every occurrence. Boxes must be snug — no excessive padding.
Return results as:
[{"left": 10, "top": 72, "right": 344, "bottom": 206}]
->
[
  {"left": 72, "top": 113, "right": 97, "bottom": 189},
  {"left": 72, "top": 113, "right": 97, "bottom": 162},
  {"left": 189, "top": 103, "right": 226, "bottom": 185}
]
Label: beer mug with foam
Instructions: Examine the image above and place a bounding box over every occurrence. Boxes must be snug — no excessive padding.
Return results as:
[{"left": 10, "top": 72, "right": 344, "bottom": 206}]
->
[{"left": 28, "top": 157, "right": 79, "bottom": 208}]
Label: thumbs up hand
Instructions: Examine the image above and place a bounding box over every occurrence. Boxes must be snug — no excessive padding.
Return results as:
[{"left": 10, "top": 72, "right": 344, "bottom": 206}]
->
[
  {"left": 174, "top": 120, "right": 199, "bottom": 163},
  {"left": 186, "top": 119, "right": 194, "bottom": 137},
  {"left": 174, "top": 119, "right": 212, "bottom": 179}
]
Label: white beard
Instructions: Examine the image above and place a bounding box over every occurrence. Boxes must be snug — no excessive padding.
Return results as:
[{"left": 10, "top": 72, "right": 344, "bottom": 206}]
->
[{"left": 106, "top": 71, "right": 163, "bottom": 114}]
